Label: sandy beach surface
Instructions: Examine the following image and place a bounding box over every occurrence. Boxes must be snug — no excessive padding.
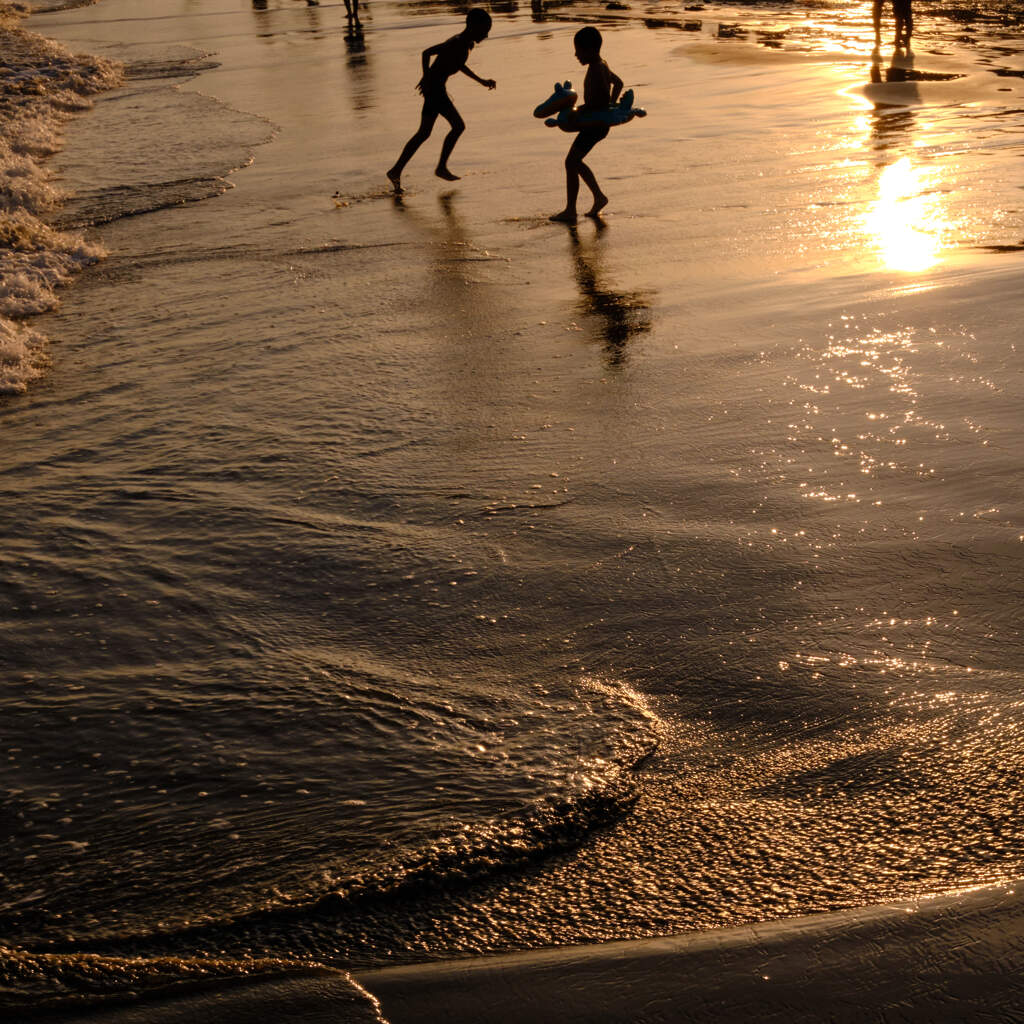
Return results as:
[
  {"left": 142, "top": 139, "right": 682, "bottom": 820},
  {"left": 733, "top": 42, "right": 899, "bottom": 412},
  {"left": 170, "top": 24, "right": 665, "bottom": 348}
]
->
[
  {"left": 37, "top": 881, "right": 1024, "bottom": 1022},
  {"left": 5, "top": 0, "right": 1024, "bottom": 1018},
  {"left": 361, "top": 880, "right": 1024, "bottom": 1023}
]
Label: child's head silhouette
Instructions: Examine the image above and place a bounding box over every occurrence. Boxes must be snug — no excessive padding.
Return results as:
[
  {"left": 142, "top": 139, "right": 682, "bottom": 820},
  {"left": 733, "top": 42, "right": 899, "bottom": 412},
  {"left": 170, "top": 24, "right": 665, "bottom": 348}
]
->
[
  {"left": 574, "top": 25, "right": 603, "bottom": 61},
  {"left": 466, "top": 8, "right": 493, "bottom": 42}
]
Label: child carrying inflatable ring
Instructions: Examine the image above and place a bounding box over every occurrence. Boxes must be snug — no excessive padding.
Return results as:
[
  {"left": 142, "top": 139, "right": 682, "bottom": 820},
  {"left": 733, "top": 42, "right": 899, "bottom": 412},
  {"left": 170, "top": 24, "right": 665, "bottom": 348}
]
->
[{"left": 538, "top": 27, "right": 648, "bottom": 222}]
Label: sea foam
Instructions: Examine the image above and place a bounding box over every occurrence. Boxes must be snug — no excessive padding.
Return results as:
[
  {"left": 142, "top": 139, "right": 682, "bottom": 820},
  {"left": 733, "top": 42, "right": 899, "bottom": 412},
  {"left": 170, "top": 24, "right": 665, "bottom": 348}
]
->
[{"left": 0, "top": 0, "right": 121, "bottom": 394}]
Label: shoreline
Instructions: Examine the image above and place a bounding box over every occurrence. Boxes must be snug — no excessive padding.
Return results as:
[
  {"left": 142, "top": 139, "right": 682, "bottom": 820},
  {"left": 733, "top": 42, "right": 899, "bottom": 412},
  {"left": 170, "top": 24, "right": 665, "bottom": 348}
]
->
[
  {"left": 358, "top": 879, "right": 1024, "bottom": 1022},
  {"left": 39, "top": 879, "right": 1024, "bottom": 1022}
]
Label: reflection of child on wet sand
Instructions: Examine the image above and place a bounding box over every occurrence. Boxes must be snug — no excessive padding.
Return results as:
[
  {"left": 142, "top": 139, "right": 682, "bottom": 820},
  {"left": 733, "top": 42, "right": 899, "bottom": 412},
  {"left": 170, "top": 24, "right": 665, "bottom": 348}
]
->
[
  {"left": 386, "top": 8, "right": 496, "bottom": 193},
  {"left": 550, "top": 26, "right": 623, "bottom": 224},
  {"left": 873, "top": 0, "right": 913, "bottom": 51}
]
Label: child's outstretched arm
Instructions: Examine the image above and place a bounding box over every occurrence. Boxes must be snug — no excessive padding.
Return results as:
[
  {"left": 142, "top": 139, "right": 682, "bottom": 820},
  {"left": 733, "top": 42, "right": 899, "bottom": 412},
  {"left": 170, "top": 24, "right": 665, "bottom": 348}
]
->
[{"left": 461, "top": 66, "right": 497, "bottom": 89}]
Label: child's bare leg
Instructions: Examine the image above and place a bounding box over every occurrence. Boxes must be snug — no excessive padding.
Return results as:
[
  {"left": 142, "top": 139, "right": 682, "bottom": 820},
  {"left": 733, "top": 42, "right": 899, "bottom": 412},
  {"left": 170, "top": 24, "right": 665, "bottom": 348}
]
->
[
  {"left": 551, "top": 139, "right": 587, "bottom": 222},
  {"left": 388, "top": 104, "right": 439, "bottom": 191},
  {"left": 550, "top": 160, "right": 581, "bottom": 222},
  {"left": 436, "top": 120, "right": 464, "bottom": 179},
  {"left": 579, "top": 161, "right": 608, "bottom": 217},
  {"left": 552, "top": 128, "right": 607, "bottom": 222},
  {"left": 435, "top": 98, "right": 465, "bottom": 180}
]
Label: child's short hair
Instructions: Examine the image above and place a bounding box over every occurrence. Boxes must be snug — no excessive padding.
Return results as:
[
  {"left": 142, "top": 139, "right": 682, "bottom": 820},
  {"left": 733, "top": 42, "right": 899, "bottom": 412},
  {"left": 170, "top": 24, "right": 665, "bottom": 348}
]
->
[
  {"left": 574, "top": 26, "right": 603, "bottom": 52},
  {"left": 466, "top": 7, "right": 493, "bottom": 32}
]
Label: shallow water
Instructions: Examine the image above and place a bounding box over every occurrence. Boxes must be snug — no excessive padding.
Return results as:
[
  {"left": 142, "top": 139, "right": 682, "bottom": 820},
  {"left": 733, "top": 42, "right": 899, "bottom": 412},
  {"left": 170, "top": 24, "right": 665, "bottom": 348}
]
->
[{"left": 3, "top": 0, "right": 1024, "bottom": 1012}]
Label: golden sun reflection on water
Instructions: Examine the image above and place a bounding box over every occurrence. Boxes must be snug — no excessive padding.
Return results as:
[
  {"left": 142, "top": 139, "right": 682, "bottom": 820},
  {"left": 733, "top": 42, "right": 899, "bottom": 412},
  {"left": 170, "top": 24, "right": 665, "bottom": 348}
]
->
[{"left": 865, "top": 156, "right": 945, "bottom": 272}]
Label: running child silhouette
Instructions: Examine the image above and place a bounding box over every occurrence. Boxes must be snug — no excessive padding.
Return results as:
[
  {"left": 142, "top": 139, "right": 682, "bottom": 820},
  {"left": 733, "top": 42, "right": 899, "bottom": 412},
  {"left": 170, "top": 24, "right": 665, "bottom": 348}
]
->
[
  {"left": 387, "top": 8, "right": 496, "bottom": 192},
  {"left": 550, "top": 26, "right": 623, "bottom": 223}
]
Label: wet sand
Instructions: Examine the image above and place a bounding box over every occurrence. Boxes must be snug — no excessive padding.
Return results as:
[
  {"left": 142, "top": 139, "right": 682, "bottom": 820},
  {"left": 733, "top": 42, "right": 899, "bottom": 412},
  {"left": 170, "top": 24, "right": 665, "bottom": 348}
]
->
[
  {"left": 360, "top": 881, "right": 1024, "bottom": 1023},
  {"left": 18, "top": 0, "right": 1024, "bottom": 1019},
  {"left": 30, "top": 971, "right": 387, "bottom": 1024},
  {"left": 49, "top": 881, "right": 1024, "bottom": 1022}
]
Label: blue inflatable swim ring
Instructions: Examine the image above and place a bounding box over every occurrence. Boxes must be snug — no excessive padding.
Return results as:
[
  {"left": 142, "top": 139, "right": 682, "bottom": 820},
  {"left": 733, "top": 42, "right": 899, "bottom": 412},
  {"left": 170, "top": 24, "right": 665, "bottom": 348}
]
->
[{"left": 532, "top": 81, "right": 647, "bottom": 132}]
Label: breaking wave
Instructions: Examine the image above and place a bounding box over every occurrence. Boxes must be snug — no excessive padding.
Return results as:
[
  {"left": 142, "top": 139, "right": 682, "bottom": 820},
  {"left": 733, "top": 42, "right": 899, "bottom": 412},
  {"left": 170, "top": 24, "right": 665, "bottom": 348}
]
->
[
  {"left": 0, "top": 0, "right": 121, "bottom": 394},
  {"left": 2, "top": 672, "right": 658, "bottom": 1012}
]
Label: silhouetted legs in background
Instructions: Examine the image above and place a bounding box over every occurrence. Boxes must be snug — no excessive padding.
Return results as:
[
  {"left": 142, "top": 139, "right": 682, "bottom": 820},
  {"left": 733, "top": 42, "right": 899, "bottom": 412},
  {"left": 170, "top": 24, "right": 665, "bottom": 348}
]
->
[
  {"left": 873, "top": 0, "right": 913, "bottom": 51},
  {"left": 344, "top": 0, "right": 365, "bottom": 52},
  {"left": 894, "top": 0, "right": 913, "bottom": 49}
]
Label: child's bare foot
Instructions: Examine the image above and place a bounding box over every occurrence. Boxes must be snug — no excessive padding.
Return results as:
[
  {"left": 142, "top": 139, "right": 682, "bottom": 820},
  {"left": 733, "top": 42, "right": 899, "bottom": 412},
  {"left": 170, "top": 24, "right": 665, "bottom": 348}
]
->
[
  {"left": 549, "top": 209, "right": 577, "bottom": 223},
  {"left": 586, "top": 194, "right": 608, "bottom": 218},
  {"left": 386, "top": 168, "right": 403, "bottom": 193},
  {"left": 436, "top": 167, "right": 461, "bottom": 181}
]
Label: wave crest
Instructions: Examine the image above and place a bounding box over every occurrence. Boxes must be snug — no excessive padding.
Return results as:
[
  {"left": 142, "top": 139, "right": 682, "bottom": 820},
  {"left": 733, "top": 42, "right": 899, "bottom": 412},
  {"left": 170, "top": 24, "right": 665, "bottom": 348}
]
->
[{"left": 0, "top": 0, "right": 122, "bottom": 394}]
